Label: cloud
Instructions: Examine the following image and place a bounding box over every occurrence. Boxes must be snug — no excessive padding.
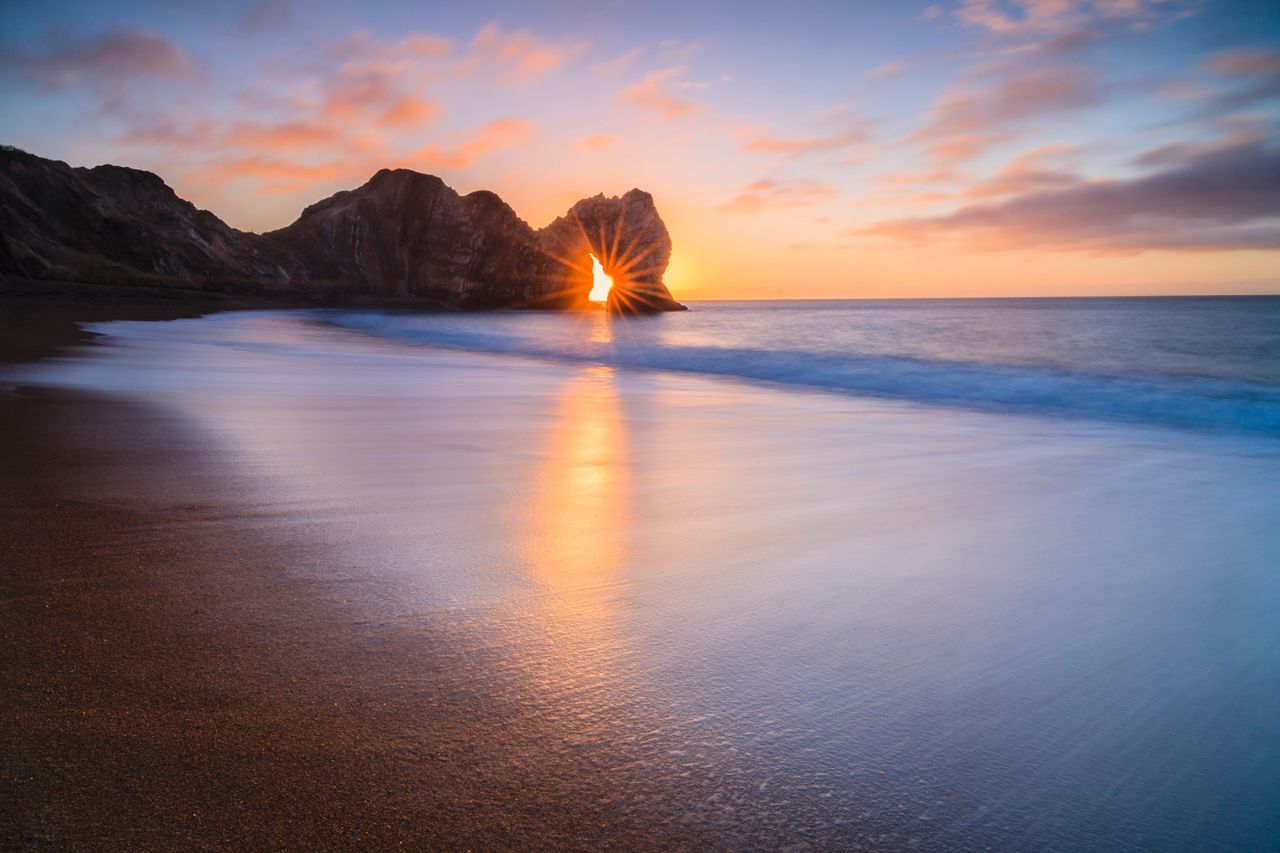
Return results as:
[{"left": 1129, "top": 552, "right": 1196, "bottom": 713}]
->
[
  {"left": 179, "top": 156, "right": 362, "bottom": 201},
  {"left": 223, "top": 119, "right": 344, "bottom": 150},
  {"left": 407, "top": 118, "right": 536, "bottom": 170},
  {"left": 319, "top": 61, "right": 407, "bottom": 122},
  {"left": 616, "top": 67, "right": 701, "bottom": 118},
  {"left": 720, "top": 178, "right": 840, "bottom": 213},
  {"left": 576, "top": 133, "right": 620, "bottom": 152},
  {"left": 859, "top": 139, "right": 1280, "bottom": 253},
  {"left": 395, "top": 34, "right": 454, "bottom": 60},
  {"left": 592, "top": 47, "right": 644, "bottom": 75},
  {"left": 963, "top": 143, "right": 1081, "bottom": 197},
  {"left": 1207, "top": 49, "right": 1280, "bottom": 78},
  {"left": 467, "top": 21, "right": 582, "bottom": 83},
  {"left": 741, "top": 128, "right": 869, "bottom": 156},
  {"left": 376, "top": 94, "right": 439, "bottom": 128},
  {"left": 911, "top": 63, "right": 1098, "bottom": 163},
  {"left": 866, "top": 61, "right": 911, "bottom": 80},
  {"left": 953, "top": 0, "right": 1198, "bottom": 34},
  {"left": 1189, "top": 48, "right": 1280, "bottom": 118},
  {"left": 0, "top": 27, "right": 194, "bottom": 85}
]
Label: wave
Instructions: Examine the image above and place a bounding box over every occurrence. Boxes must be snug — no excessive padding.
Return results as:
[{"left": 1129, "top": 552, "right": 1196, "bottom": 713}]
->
[{"left": 328, "top": 311, "right": 1280, "bottom": 436}]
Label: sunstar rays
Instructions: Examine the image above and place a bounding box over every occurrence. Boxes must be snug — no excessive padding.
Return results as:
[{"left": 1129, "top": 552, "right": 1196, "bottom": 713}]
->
[{"left": 525, "top": 195, "right": 668, "bottom": 312}]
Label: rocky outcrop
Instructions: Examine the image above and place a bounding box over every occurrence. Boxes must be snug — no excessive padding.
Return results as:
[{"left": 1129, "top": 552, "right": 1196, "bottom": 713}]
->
[
  {"left": 540, "top": 189, "right": 684, "bottom": 313},
  {"left": 0, "top": 146, "right": 685, "bottom": 312},
  {"left": 0, "top": 146, "right": 286, "bottom": 291}
]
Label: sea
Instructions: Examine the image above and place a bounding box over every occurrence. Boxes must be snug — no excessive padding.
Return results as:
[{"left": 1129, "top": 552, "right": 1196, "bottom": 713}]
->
[{"left": 8, "top": 296, "right": 1280, "bottom": 850}]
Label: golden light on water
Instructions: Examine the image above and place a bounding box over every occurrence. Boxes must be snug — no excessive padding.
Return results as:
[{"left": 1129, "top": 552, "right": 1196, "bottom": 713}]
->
[
  {"left": 588, "top": 253, "right": 614, "bottom": 303},
  {"left": 521, "top": 367, "right": 628, "bottom": 635}
]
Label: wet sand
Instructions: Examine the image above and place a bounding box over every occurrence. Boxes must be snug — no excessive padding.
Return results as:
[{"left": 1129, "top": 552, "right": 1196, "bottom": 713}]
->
[
  {"left": 0, "top": 380, "right": 719, "bottom": 849},
  {"left": 0, "top": 308, "right": 745, "bottom": 847}
]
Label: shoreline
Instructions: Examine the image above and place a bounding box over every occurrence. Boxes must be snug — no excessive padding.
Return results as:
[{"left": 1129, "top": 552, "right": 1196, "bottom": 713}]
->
[{"left": 0, "top": 329, "right": 721, "bottom": 848}]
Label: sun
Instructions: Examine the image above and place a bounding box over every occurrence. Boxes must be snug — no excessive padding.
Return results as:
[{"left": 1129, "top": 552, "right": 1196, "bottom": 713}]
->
[{"left": 588, "top": 253, "right": 614, "bottom": 303}]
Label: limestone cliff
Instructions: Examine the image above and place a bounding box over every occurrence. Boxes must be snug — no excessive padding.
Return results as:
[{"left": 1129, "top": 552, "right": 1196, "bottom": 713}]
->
[{"left": 0, "top": 147, "right": 685, "bottom": 312}]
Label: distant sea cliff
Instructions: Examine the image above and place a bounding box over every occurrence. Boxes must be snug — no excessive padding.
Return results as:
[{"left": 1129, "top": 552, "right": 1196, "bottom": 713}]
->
[{"left": 0, "top": 146, "right": 684, "bottom": 313}]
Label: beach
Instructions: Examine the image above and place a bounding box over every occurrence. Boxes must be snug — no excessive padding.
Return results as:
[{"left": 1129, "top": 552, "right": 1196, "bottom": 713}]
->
[{"left": 3, "top": 304, "right": 1279, "bottom": 850}]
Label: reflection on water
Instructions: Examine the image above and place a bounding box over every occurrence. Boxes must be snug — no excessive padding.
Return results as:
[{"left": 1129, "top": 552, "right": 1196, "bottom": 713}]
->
[
  {"left": 585, "top": 309, "right": 615, "bottom": 345},
  {"left": 526, "top": 366, "right": 628, "bottom": 600}
]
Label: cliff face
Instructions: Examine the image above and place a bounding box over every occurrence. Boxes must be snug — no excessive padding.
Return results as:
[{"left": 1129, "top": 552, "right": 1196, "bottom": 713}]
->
[
  {"left": 264, "top": 169, "right": 554, "bottom": 307},
  {"left": 0, "top": 147, "right": 685, "bottom": 312},
  {"left": 0, "top": 147, "right": 284, "bottom": 290}
]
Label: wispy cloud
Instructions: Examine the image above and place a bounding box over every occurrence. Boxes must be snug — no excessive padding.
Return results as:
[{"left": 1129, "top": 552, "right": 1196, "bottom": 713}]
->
[
  {"left": 0, "top": 27, "right": 195, "bottom": 84},
  {"left": 1188, "top": 48, "right": 1280, "bottom": 119},
  {"left": 859, "top": 139, "right": 1280, "bottom": 253},
  {"left": 865, "top": 61, "right": 911, "bottom": 80},
  {"left": 953, "top": 0, "right": 1199, "bottom": 34},
  {"left": 616, "top": 66, "right": 702, "bottom": 118},
  {"left": 407, "top": 118, "right": 536, "bottom": 170},
  {"left": 576, "top": 133, "right": 620, "bottom": 151},
  {"left": 466, "top": 21, "right": 584, "bottom": 83},
  {"left": 911, "top": 63, "right": 1098, "bottom": 163},
  {"left": 720, "top": 178, "right": 840, "bottom": 213},
  {"left": 962, "top": 143, "right": 1081, "bottom": 197},
  {"left": 741, "top": 128, "right": 869, "bottom": 156}
]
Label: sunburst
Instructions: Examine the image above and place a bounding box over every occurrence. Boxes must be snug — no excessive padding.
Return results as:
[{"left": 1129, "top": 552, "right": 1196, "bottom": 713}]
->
[{"left": 519, "top": 194, "right": 668, "bottom": 312}]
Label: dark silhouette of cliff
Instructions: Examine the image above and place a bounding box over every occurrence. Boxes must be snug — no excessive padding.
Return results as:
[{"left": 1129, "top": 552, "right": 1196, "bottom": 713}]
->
[{"left": 0, "top": 147, "right": 684, "bottom": 312}]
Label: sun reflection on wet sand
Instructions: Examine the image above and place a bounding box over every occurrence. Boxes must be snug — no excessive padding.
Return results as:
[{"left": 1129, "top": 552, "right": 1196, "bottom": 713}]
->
[{"left": 524, "top": 366, "right": 629, "bottom": 612}]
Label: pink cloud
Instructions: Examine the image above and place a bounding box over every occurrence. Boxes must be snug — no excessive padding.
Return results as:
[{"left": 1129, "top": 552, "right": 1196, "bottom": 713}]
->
[
  {"left": 179, "top": 156, "right": 365, "bottom": 203},
  {"left": 394, "top": 34, "right": 454, "bottom": 60},
  {"left": 741, "top": 128, "right": 869, "bottom": 156},
  {"left": 962, "top": 144, "right": 1080, "bottom": 198},
  {"left": 616, "top": 67, "right": 701, "bottom": 119},
  {"left": 719, "top": 178, "right": 840, "bottom": 213},
  {"left": 319, "top": 62, "right": 406, "bottom": 122},
  {"left": 467, "top": 21, "right": 581, "bottom": 83},
  {"left": 224, "top": 120, "right": 344, "bottom": 150},
  {"left": 121, "top": 117, "right": 351, "bottom": 156},
  {"left": 953, "top": 0, "right": 1197, "bottom": 33},
  {"left": 866, "top": 61, "right": 911, "bottom": 80},
  {"left": 407, "top": 118, "right": 536, "bottom": 170},
  {"left": 376, "top": 95, "right": 439, "bottom": 128},
  {"left": 577, "top": 133, "right": 620, "bottom": 152}
]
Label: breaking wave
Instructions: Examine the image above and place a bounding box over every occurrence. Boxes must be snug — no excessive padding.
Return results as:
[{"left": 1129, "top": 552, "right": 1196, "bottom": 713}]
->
[{"left": 328, "top": 310, "right": 1280, "bottom": 436}]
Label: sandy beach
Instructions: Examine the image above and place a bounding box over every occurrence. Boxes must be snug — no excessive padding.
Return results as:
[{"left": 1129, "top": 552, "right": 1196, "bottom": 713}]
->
[
  {"left": 3, "top": 306, "right": 1278, "bottom": 850},
  {"left": 1, "top": 327, "right": 720, "bottom": 849}
]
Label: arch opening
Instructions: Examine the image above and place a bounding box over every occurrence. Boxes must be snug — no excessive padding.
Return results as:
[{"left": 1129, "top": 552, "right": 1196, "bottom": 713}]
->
[{"left": 588, "top": 253, "right": 614, "bottom": 304}]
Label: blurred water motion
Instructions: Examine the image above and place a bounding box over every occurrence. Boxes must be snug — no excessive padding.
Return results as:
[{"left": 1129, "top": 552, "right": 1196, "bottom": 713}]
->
[{"left": 7, "top": 308, "right": 1280, "bottom": 850}]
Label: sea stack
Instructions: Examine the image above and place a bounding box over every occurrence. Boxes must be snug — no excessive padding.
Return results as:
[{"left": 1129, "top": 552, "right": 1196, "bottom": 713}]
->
[{"left": 538, "top": 189, "right": 686, "bottom": 314}]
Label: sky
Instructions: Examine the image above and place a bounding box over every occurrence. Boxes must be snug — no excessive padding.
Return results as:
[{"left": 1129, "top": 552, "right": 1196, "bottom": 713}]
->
[{"left": 1, "top": 0, "right": 1277, "bottom": 299}]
